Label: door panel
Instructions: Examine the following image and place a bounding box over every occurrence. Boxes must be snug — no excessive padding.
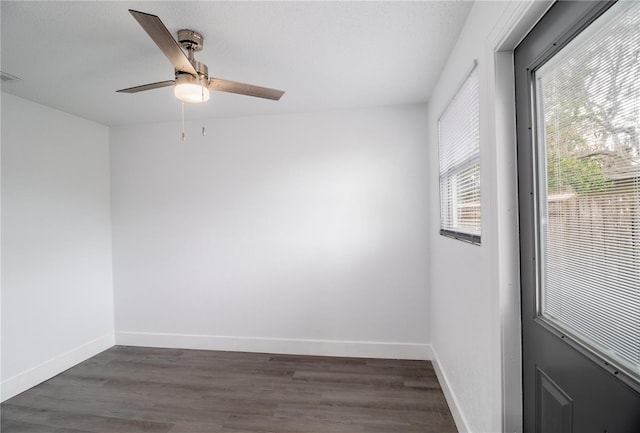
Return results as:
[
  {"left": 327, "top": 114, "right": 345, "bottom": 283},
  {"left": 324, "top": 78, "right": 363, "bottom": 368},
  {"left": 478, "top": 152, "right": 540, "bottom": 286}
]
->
[
  {"left": 515, "top": 1, "right": 640, "bottom": 432},
  {"left": 536, "top": 368, "right": 572, "bottom": 433}
]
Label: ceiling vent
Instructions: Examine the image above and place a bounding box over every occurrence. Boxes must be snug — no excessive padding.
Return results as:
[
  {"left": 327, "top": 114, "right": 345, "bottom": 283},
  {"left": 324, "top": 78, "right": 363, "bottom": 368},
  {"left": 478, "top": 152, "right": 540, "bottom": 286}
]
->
[{"left": 1, "top": 71, "right": 21, "bottom": 82}]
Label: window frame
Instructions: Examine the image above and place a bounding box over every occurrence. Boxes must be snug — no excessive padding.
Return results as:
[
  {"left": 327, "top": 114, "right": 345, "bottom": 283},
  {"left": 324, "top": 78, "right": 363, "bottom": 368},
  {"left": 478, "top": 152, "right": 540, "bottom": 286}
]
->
[
  {"left": 531, "top": 0, "right": 640, "bottom": 383},
  {"left": 438, "top": 61, "right": 481, "bottom": 245}
]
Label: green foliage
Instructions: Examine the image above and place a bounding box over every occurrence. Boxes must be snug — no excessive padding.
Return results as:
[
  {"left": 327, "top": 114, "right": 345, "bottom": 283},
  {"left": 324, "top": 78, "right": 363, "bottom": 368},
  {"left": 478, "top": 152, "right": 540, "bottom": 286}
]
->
[
  {"left": 546, "top": 153, "right": 612, "bottom": 195},
  {"left": 540, "top": 16, "right": 639, "bottom": 197}
]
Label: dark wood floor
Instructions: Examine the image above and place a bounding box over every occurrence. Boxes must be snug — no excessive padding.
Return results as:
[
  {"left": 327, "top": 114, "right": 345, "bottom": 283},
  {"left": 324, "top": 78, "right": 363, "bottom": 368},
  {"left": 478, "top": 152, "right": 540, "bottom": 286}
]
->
[{"left": 1, "top": 346, "right": 457, "bottom": 433}]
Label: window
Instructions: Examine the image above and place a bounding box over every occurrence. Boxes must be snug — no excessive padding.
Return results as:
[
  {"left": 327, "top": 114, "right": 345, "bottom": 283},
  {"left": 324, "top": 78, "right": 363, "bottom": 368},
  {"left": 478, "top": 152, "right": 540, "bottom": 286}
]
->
[
  {"left": 438, "top": 63, "right": 481, "bottom": 243},
  {"left": 535, "top": 0, "right": 640, "bottom": 380}
]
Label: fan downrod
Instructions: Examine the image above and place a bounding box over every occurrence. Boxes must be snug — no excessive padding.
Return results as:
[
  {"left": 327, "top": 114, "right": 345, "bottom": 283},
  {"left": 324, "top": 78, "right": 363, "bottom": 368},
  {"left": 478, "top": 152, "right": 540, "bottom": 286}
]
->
[{"left": 176, "top": 29, "right": 208, "bottom": 79}]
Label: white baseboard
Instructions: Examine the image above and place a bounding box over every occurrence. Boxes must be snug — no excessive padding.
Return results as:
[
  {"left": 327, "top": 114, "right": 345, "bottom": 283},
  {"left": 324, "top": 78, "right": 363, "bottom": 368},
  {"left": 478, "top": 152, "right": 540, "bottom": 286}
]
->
[
  {"left": 1, "top": 333, "right": 115, "bottom": 402},
  {"left": 0, "top": 332, "right": 429, "bottom": 402},
  {"left": 115, "top": 331, "right": 432, "bottom": 360},
  {"left": 431, "top": 347, "right": 471, "bottom": 433}
]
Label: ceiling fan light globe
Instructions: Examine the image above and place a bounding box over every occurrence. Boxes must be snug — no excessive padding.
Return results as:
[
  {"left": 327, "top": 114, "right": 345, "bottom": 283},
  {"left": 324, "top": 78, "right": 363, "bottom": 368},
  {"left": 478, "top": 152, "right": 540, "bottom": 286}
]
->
[
  {"left": 174, "top": 83, "right": 210, "bottom": 103},
  {"left": 174, "top": 74, "right": 210, "bottom": 103}
]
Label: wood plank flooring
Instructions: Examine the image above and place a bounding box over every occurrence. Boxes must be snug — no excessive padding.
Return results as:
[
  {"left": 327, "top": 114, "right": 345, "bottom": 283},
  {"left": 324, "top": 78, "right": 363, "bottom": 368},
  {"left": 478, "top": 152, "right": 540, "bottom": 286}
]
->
[{"left": 1, "top": 346, "right": 457, "bottom": 433}]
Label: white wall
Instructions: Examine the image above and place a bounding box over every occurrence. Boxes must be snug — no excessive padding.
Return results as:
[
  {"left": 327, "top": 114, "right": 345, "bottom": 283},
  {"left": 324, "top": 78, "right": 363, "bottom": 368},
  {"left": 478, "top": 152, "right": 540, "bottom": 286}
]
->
[
  {"left": 427, "top": 4, "right": 504, "bottom": 422},
  {"left": 110, "top": 105, "right": 431, "bottom": 359},
  {"left": 1, "top": 93, "right": 115, "bottom": 401},
  {"left": 427, "top": 1, "right": 550, "bottom": 432}
]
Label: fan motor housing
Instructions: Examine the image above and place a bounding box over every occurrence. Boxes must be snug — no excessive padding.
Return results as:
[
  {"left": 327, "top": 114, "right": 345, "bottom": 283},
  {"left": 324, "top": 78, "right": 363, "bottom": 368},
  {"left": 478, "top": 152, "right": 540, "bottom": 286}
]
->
[{"left": 176, "top": 61, "right": 208, "bottom": 80}]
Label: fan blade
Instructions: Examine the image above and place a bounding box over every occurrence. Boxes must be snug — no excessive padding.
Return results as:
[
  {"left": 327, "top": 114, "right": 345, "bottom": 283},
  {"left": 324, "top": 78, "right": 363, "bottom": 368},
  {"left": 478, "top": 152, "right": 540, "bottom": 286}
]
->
[
  {"left": 208, "top": 78, "right": 285, "bottom": 101},
  {"left": 129, "top": 9, "right": 197, "bottom": 76},
  {"left": 116, "top": 80, "right": 175, "bottom": 93}
]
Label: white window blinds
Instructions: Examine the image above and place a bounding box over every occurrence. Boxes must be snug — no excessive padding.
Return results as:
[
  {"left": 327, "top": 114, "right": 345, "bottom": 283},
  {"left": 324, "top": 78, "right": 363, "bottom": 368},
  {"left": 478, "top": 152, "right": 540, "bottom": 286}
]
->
[
  {"left": 438, "top": 64, "right": 480, "bottom": 243},
  {"left": 536, "top": 0, "right": 640, "bottom": 380}
]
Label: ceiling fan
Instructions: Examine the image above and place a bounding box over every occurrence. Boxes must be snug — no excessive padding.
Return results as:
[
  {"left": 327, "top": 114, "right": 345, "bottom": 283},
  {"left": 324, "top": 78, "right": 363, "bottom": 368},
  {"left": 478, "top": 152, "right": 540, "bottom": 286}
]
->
[{"left": 117, "top": 10, "right": 285, "bottom": 104}]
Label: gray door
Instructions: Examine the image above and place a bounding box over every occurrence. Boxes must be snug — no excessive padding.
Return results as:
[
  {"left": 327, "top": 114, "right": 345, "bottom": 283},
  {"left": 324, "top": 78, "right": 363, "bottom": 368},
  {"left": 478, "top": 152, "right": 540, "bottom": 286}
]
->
[{"left": 515, "top": 1, "right": 640, "bottom": 432}]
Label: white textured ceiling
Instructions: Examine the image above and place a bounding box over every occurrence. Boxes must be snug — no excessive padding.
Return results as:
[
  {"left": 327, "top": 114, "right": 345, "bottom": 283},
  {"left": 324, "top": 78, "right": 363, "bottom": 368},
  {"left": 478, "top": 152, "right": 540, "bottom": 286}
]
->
[{"left": 1, "top": 1, "right": 472, "bottom": 126}]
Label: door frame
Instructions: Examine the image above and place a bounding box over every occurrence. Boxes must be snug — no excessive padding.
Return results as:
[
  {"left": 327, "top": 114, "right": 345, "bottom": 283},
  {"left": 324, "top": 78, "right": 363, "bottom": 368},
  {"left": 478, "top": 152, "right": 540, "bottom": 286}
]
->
[{"left": 486, "top": 2, "right": 552, "bottom": 432}]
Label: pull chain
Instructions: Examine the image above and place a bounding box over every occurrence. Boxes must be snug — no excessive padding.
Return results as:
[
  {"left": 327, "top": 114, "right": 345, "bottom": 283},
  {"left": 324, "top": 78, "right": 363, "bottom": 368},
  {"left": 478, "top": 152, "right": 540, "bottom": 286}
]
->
[
  {"left": 180, "top": 102, "right": 207, "bottom": 141},
  {"left": 181, "top": 101, "right": 186, "bottom": 142}
]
